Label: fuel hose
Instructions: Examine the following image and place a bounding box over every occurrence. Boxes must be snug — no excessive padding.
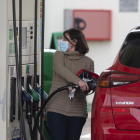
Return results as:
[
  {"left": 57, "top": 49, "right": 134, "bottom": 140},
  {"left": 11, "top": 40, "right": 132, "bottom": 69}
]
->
[
  {"left": 44, "top": 121, "right": 50, "bottom": 135},
  {"left": 19, "top": 0, "right": 24, "bottom": 139},
  {"left": 32, "top": 85, "right": 79, "bottom": 140},
  {"left": 12, "top": 0, "right": 27, "bottom": 139},
  {"left": 34, "top": 0, "right": 38, "bottom": 139},
  {"left": 32, "top": 77, "right": 97, "bottom": 139},
  {"left": 40, "top": 0, "right": 45, "bottom": 138}
]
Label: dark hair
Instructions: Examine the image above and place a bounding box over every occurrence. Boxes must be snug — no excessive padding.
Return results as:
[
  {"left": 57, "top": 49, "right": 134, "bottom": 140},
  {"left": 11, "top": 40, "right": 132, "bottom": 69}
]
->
[{"left": 63, "top": 28, "right": 89, "bottom": 55}]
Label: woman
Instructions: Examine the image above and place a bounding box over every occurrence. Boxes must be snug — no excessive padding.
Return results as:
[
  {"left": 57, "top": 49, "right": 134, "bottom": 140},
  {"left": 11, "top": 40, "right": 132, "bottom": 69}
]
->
[{"left": 47, "top": 28, "right": 94, "bottom": 140}]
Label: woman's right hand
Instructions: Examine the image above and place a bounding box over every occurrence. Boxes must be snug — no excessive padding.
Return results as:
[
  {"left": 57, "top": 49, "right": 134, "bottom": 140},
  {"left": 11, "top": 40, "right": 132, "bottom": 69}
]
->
[{"left": 78, "top": 80, "right": 89, "bottom": 91}]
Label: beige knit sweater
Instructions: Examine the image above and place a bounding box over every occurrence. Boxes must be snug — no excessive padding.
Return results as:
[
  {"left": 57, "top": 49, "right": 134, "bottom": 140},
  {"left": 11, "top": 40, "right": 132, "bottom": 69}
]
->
[{"left": 46, "top": 51, "right": 94, "bottom": 118}]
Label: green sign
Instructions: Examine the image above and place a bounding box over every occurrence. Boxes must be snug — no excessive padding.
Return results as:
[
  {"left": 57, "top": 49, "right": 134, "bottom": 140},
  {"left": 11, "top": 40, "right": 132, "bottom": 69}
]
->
[
  {"left": 26, "top": 65, "right": 30, "bottom": 74},
  {"left": 9, "top": 43, "right": 12, "bottom": 54},
  {"left": 13, "top": 43, "right": 15, "bottom": 53},
  {"left": 9, "top": 29, "right": 13, "bottom": 40}
]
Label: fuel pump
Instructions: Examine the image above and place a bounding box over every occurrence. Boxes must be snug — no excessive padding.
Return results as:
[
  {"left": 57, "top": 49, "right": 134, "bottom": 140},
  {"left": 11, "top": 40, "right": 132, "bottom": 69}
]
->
[
  {"left": 8, "top": 0, "right": 41, "bottom": 139},
  {"left": 0, "top": 0, "right": 42, "bottom": 139}
]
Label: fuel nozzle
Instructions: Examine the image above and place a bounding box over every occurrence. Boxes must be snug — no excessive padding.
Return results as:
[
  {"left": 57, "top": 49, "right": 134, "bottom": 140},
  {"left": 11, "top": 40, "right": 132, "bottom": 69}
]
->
[
  {"left": 37, "top": 84, "right": 48, "bottom": 101},
  {"left": 22, "top": 87, "right": 33, "bottom": 103},
  {"left": 22, "top": 86, "right": 33, "bottom": 126},
  {"left": 29, "top": 84, "right": 40, "bottom": 118},
  {"left": 29, "top": 84, "right": 40, "bottom": 102}
]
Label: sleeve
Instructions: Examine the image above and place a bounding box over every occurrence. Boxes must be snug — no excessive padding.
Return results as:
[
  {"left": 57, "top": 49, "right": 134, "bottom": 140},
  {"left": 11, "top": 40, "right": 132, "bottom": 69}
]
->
[
  {"left": 84, "top": 60, "right": 94, "bottom": 95},
  {"left": 89, "top": 60, "right": 94, "bottom": 72},
  {"left": 53, "top": 51, "right": 81, "bottom": 85}
]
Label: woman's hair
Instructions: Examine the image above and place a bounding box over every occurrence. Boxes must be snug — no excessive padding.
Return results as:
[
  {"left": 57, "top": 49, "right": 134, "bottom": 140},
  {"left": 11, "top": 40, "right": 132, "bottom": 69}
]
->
[{"left": 63, "top": 28, "right": 89, "bottom": 55}]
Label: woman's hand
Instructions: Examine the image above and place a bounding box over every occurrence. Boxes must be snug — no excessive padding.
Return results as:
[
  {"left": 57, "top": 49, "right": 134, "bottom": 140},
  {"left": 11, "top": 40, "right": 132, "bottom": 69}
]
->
[{"left": 78, "top": 80, "right": 89, "bottom": 91}]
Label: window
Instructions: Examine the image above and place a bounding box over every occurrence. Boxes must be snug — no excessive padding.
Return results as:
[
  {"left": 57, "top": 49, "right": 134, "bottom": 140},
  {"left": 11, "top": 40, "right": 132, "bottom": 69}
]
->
[
  {"left": 22, "top": 27, "right": 27, "bottom": 49},
  {"left": 120, "top": 32, "right": 140, "bottom": 68}
]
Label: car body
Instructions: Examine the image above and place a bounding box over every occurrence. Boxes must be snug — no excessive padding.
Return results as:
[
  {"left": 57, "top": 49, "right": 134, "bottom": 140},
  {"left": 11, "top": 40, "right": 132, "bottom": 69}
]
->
[{"left": 91, "top": 24, "right": 140, "bottom": 140}]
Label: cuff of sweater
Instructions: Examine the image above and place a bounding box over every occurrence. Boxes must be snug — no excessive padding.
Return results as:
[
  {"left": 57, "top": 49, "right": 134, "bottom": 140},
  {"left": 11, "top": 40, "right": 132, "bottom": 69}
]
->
[{"left": 74, "top": 77, "right": 81, "bottom": 85}]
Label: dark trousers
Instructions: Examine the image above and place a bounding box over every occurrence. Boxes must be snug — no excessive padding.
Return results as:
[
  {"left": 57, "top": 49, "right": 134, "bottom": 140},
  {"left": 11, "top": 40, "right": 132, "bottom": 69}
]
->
[{"left": 47, "top": 112, "right": 86, "bottom": 140}]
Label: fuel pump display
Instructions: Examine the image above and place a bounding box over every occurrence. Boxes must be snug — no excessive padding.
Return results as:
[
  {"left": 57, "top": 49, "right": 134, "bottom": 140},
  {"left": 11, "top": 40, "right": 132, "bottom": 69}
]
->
[{"left": 8, "top": 21, "right": 35, "bottom": 57}]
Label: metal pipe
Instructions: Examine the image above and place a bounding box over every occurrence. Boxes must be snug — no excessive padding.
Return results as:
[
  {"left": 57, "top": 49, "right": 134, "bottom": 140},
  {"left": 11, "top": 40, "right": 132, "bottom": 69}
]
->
[
  {"left": 40, "top": 0, "right": 45, "bottom": 138},
  {"left": 34, "top": 0, "right": 38, "bottom": 91},
  {"left": 12, "top": 0, "right": 27, "bottom": 139}
]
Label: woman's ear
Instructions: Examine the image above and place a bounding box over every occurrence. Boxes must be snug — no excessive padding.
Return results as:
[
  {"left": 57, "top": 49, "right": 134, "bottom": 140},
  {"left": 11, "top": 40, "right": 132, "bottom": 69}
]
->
[{"left": 73, "top": 39, "right": 78, "bottom": 46}]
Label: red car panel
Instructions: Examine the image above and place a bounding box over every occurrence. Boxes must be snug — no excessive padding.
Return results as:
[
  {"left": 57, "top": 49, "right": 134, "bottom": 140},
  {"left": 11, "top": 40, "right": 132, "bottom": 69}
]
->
[
  {"left": 91, "top": 26, "right": 140, "bottom": 139},
  {"left": 91, "top": 87, "right": 140, "bottom": 140}
]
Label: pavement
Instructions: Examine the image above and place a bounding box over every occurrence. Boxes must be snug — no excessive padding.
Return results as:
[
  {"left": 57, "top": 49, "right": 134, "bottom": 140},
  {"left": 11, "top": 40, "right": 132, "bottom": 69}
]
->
[{"left": 80, "top": 112, "right": 91, "bottom": 140}]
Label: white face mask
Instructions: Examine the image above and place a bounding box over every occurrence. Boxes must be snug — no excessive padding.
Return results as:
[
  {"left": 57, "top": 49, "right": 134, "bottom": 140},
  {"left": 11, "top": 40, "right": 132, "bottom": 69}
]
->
[{"left": 60, "top": 41, "right": 69, "bottom": 52}]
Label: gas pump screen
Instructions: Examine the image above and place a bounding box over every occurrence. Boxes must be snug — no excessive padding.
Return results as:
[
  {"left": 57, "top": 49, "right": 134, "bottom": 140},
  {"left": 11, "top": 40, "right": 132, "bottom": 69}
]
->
[{"left": 22, "top": 27, "right": 27, "bottom": 49}]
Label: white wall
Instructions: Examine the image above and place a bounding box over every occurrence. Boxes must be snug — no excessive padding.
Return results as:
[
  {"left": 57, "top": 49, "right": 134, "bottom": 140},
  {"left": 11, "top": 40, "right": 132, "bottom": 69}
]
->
[
  {"left": 45, "top": 0, "right": 140, "bottom": 103},
  {"left": 0, "top": 0, "right": 7, "bottom": 139}
]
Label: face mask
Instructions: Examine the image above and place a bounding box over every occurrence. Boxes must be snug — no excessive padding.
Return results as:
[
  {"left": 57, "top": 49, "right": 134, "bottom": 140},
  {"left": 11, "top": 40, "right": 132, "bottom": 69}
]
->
[{"left": 60, "top": 41, "right": 69, "bottom": 52}]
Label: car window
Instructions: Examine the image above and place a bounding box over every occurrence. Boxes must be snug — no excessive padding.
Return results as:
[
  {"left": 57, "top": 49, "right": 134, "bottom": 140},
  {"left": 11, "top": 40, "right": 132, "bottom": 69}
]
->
[{"left": 120, "top": 32, "right": 140, "bottom": 68}]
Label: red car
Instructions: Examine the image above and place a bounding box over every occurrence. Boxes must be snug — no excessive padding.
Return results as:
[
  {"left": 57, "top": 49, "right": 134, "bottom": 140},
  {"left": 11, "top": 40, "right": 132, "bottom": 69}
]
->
[{"left": 91, "top": 25, "right": 140, "bottom": 140}]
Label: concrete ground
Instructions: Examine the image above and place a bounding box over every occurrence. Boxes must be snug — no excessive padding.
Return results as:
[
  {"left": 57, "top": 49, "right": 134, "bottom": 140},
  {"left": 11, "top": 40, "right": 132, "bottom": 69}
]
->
[{"left": 80, "top": 112, "right": 91, "bottom": 140}]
